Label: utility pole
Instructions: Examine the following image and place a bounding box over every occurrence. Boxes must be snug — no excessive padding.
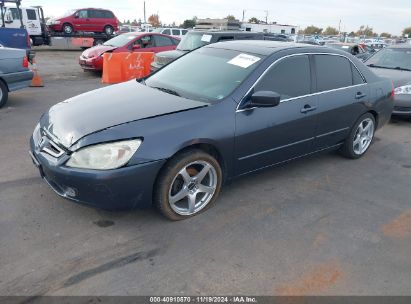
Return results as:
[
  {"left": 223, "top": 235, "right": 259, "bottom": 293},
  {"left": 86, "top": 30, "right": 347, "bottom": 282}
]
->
[
  {"left": 265, "top": 10, "right": 268, "bottom": 24},
  {"left": 144, "top": 1, "right": 146, "bottom": 24}
]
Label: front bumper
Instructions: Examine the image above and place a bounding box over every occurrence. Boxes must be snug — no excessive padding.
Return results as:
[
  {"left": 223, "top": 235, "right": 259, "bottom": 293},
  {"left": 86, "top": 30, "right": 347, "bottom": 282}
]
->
[
  {"left": 392, "top": 95, "right": 411, "bottom": 116},
  {"left": 30, "top": 136, "right": 166, "bottom": 210},
  {"left": 79, "top": 56, "right": 103, "bottom": 71}
]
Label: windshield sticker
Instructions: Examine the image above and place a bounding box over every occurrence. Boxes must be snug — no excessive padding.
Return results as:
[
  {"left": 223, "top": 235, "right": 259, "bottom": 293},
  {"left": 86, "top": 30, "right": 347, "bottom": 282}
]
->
[
  {"left": 228, "top": 54, "right": 261, "bottom": 68},
  {"left": 201, "top": 34, "right": 212, "bottom": 43}
]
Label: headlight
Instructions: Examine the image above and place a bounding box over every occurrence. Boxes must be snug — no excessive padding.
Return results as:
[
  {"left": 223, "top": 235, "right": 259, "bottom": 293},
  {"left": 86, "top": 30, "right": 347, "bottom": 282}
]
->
[
  {"left": 394, "top": 85, "right": 411, "bottom": 95},
  {"left": 66, "top": 139, "right": 142, "bottom": 170}
]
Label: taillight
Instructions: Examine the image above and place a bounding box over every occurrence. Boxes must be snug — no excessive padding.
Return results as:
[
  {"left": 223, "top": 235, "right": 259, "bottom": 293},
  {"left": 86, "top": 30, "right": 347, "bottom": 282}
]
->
[
  {"left": 23, "top": 56, "right": 29, "bottom": 68},
  {"left": 391, "top": 81, "right": 395, "bottom": 99}
]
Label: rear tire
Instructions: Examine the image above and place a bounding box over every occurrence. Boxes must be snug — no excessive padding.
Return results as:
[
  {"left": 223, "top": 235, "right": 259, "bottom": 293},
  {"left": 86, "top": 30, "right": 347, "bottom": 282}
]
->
[
  {"left": 63, "top": 23, "right": 74, "bottom": 34},
  {"left": 154, "top": 149, "right": 223, "bottom": 221},
  {"left": 340, "top": 113, "right": 376, "bottom": 159},
  {"left": 104, "top": 26, "right": 114, "bottom": 35},
  {"left": 0, "top": 81, "right": 9, "bottom": 108}
]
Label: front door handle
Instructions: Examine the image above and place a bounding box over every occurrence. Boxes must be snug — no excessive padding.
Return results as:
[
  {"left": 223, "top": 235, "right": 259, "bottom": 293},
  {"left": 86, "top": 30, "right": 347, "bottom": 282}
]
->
[
  {"left": 301, "top": 104, "right": 317, "bottom": 114},
  {"left": 356, "top": 92, "right": 367, "bottom": 99}
]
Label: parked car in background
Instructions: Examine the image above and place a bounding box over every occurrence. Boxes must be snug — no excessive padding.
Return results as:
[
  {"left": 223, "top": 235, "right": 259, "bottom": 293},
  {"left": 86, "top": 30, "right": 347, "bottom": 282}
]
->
[
  {"left": 150, "top": 31, "right": 266, "bottom": 72},
  {"left": 31, "top": 41, "right": 393, "bottom": 220},
  {"left": 153, "top": 28, "right": 188, "bottom": 38},
  {"left": 118, "top": 25, "right": 138, "bottom": 34},
  {"left": 264, "top": 33, "right": 293, "bottom": 42},
  {"left": 0, "top": 47, "right": 33, "bottom": 108},
  {"left": 79, "top": 32, "right": 180, "bottom": 71},
  {"left": 326, "top": 43, "right": 373, "bottom": 61},
  {"left": 366, "top": 45, "right": 411, "bottom": 118},
  {"left": 47, "top": 8, "right": 119, "bottom": 35}
]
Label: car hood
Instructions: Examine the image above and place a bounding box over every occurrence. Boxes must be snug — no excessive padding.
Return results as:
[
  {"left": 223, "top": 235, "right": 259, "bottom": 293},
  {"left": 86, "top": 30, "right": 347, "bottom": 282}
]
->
[
  {"left": 369, "top": 67, "right": 411, "bottom": 88},
  {"left": 81, "top": 45, "right": 117, "bottom": 58},
  {"left": 40, "top": 81, "right": 208, "bottom": 148}
]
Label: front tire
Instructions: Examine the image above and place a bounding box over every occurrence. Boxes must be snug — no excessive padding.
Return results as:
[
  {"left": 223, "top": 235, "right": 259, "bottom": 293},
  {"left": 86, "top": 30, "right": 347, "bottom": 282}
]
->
[
  {"left": 154, "top": 149, "right": 223, "bottom": 221},
  {"left": 0, "top": 81, "right": 9, "bottom": 108},
  {"left": 63, "top": 23, "right": 74, "bottom": 34},
  {"left": 340, "top": 113, "right": 376, "bottom": 159}
]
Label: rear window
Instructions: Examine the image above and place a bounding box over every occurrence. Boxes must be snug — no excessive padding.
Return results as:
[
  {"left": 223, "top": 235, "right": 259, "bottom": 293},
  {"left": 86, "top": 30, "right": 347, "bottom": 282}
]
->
[
  {"left": 103, "top": 11, "right": 114, "bottom": 18},
  {"left": 182, "top": 30, "right": 188, "bottom": 35},
  {"left": 315, "top": 55, "right": 353, "bottom": 92}
]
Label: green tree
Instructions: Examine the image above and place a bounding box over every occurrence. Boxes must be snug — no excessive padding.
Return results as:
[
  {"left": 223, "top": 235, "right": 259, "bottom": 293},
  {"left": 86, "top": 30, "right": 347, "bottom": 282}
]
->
[
  {"left": 402, "top": 27, "right": 411, "bottom": 37},
  {"left": 226, "top": 15, "right": 236, "bottom": 21},
  {"left": 303, "top": 25, "right": 323, "bottom": 35},
  {"left": 181, "top": 18, "right": 196, "bottom": 29},
  {"left": 380, "top": 32, "right": 392, "bottom": 38},
  {"left": 248, "top": 17, "right": 259, "bottom": 24},
  {"left": 323, "top": 26, "right": 339, "bottom": 36},
  {"left": 356, "top": 25, "right": 374, "bottom": 37}
]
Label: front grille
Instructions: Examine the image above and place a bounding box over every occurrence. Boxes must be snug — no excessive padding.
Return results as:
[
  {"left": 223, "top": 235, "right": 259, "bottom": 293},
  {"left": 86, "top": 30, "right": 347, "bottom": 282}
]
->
[{"left": 36, "top": 128, "right": 65, "bottom": 159}]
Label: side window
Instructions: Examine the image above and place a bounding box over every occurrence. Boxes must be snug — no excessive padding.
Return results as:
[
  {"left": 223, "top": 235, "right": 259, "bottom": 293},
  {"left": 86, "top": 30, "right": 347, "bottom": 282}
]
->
[
  {"left": 172, "top": 29, "right": 180, "bottom": 36},
  {"left": 315, "top": 55, "right": 352, "bottom": 92},
  {"left": 255, "top": 55, "right": 311, "bottom": 101},
  {"left": 154, "top": 35, "right": 173, "bottom": 47},
  {"left": 9, "top": 8, "right": 22, "bottom": 20},
  {"left": 104, "top": 11, "right": 114, "bottom": 18},
  {"left": 352, "top": 64, "right": 365, "bottom": 85},
  {"left": 162, "top": 29, "right": 171, "bottom": 35},
  {"left": 78, "top": 10, "right": 88, "bottom": 18},
  {"left": 140, "top": 35, "right": 154, "bottom": 48},
  {"left": 26, "top": 9, "right": 37, "bottom": 21},
  {"left": 182, "top": 30, "right": 188, "bottom": 35},
  {"left": 171, "top": 37, "right": 180, "bottom": 45}
]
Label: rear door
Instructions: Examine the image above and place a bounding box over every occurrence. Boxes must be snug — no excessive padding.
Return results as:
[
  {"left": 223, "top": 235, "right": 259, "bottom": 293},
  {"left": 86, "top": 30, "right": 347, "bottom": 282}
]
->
[
  {"left": 313, "top": 54, "right": 368, "bottom": 149},
  {"left": 87, "top": 9, "right": 102, "bottom": 32},
  {"left": 235, "top": 54, "right": 319, "bottom": 175}
]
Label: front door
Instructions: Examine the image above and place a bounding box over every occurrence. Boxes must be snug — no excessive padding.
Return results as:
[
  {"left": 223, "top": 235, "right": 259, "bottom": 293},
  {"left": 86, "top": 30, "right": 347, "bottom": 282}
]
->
[{"left": 235, "top": 54, "right": 319, "bottom": 175}]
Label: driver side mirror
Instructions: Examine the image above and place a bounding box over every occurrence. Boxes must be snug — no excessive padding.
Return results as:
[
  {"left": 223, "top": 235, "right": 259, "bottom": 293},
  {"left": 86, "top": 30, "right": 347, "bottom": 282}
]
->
[
  {"left": 74, "top": 13, "right": 79, "bottom": 19},
  {"left": 132, "top": 44, "right": 141, "bottom": 50},
  {"left": 250, "top": 91, "right": 281, "bottom": 108}
]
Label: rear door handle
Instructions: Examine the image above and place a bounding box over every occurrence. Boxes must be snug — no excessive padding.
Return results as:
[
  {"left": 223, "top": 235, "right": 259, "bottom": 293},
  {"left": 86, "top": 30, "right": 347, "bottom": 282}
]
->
[
  {"left": 301, "top": 104, "right": 317, "bottom": 114},
  {"left": 356, "top": 92, "right": 367, "bottom": 99}
]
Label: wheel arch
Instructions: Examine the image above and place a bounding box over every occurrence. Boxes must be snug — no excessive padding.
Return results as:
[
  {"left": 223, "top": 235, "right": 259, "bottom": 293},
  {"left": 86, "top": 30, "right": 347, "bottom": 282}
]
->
[
  {"left": 368, "top": 110, "right": 379, "bottom": 129},
  {"left": 0, "top": 77, "right": 9, "bottom": 92}
]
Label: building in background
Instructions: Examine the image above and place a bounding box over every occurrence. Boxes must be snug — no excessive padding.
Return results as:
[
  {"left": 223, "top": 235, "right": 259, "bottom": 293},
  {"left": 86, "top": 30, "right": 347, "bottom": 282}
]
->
[
  {"left": 241, "top": 22, "right": 298, "bottom": 34},
  {"left": 195, "top": 19, "right": 240, "bottom": 30}
]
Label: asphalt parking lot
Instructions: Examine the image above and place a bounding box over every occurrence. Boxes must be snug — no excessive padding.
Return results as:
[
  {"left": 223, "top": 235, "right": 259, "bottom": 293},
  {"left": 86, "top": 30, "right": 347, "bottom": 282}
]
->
[{"left": 0, "top": 50, "right": 411, "bottom": 296}]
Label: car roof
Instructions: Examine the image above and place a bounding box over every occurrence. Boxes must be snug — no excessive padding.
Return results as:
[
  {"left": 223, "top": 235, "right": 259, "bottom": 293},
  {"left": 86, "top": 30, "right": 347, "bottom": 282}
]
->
[
  {"left": 206, "top": 40, "right": 323, "bottom": 56},
  {"left": 388, "top": 44, "right": 411, "bottom": 49},
  {"left": 190, "top": 30, "right": 263, "bottom": 36}
]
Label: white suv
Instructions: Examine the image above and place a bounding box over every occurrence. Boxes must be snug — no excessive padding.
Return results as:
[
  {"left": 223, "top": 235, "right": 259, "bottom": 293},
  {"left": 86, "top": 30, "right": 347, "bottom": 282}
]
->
[{"left": 153, "top": 28, "right": 188, "bottom": 38}]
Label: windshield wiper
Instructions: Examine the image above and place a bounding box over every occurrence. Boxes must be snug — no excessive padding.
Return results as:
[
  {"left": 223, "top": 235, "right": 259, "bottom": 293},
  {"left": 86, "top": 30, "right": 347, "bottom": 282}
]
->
[
  {"left": 152, "top": 87, "right": 181, "bottom": 97},
  {"left": 394, "top": 67, "right": 411, "bottom": 71}
]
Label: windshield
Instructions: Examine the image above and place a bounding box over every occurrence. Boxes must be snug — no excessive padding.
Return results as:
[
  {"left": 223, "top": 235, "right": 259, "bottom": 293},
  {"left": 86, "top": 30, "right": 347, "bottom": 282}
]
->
[
  {"left": 103, "top": 34, "right": 136, "bottom": 47},
  {"left": 145, "top": 48, "right": 264, "bottom": 102},
  {"left": 366, "top": 48, "right": 411, "bottom": 70},
  {"left": 60, "top": 9, "right": 76, "bottom": 18},
  {"left": 177, "top": 33, "right": 209, "bottom": 51}
]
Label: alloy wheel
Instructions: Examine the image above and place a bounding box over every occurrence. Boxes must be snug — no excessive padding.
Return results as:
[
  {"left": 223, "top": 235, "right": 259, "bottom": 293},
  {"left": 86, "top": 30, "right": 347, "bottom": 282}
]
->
[
  {"left": 353, "top": 118, "right": 374, "bottom": 155},
  {"left": 168, "top": 161, "right": 218, "bottom": 216}
]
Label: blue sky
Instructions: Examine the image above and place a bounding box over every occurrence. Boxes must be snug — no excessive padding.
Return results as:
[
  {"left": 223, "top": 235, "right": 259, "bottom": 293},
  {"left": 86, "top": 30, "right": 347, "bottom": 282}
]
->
[{"left": 23, "top": 0, "right": 411, "bottom": 35}]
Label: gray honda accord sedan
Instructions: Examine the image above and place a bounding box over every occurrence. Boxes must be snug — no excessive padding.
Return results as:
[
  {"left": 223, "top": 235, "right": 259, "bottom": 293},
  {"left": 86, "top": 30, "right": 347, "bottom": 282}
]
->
[{"left": 30, "top": 41, "right": 394, "bottom": 220}]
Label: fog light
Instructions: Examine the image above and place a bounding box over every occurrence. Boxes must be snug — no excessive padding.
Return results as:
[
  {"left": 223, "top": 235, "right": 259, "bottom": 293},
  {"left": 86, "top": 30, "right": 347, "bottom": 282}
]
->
[{"left": 65, "top": 187, "right": 77, "bottom": 198}]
